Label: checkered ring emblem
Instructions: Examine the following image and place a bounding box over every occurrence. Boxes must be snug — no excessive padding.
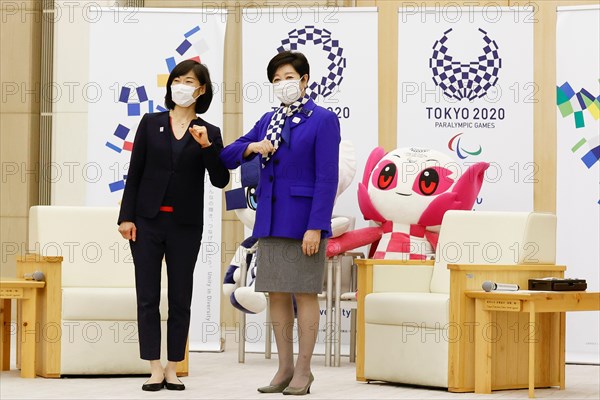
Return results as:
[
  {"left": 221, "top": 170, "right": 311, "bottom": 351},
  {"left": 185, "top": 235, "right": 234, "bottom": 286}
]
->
[
  {"left": 278, "top": 26, "right": 346, "bottom": 100},
  {"left": 429, "top": 28, "right": 502, "bottom": 101}
]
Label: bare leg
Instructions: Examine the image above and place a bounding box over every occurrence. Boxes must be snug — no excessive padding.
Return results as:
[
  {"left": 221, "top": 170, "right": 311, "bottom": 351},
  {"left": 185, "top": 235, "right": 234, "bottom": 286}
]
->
[
  {"left": 268, "top": 292, "right": 295, "bottom": 385},
  {"left": 148, "top": 360, "right": 164, "bottom": 383},
  {"left": 164, "top": 361, "right": 180, "bottom": 383},
  {"left": 288, "top": 293, "right": 319, "bottom": 388}
]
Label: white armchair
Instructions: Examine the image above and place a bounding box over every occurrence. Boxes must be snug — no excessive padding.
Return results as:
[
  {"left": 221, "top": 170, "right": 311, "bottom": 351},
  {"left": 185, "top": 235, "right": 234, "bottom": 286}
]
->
[
  {"left": 356, "top": 211, "right": 565, "bottom": 391},
  {"left": 17, "top": 206, "right": 188, "bottom": 377}
]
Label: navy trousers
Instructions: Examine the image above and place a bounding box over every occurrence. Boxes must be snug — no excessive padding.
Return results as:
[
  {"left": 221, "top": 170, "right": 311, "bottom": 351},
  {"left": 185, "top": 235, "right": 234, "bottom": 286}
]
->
[{"left": 130, "top": 212, "right": 203, "bottom": 361}]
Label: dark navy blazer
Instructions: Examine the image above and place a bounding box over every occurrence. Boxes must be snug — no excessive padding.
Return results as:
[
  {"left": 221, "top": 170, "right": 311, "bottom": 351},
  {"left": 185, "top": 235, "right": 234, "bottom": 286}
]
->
[
  {"left": 220, "top": 99, "right": 340, "bottom": 240},
  {"left": 118, "top": 111, "right": 230, "bottom": 226}
]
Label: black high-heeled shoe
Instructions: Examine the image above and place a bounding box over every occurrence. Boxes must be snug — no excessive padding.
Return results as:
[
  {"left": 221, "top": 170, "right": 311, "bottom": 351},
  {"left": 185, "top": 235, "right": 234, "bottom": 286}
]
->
[
  {"left": 142, "top": 379, "right": 165, "bottom": 391},
  {"left": 165, "top": 378, "right": 185, "bottom": 391}
]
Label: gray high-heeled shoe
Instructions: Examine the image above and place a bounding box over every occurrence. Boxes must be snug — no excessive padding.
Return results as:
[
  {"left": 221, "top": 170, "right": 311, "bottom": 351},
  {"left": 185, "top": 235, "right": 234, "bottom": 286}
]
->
[
  {"left": 282, "top": 373, "right": 314, "bottom": 396},
  {"left": 257, "top": 376, "right": 293, "bottom": 393}
]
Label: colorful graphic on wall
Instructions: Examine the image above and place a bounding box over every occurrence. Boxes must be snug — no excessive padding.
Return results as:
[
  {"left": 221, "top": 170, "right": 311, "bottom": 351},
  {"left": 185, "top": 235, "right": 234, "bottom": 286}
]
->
[
  {"left": 105, "top": 26, "right": 205, "bottom": 194},
  {"left": 556, "top": 5, "right": 600, "bottom": 364},
  {"left": 447, "top": 132, "right": 483, "bottom": 159},
  {"left": 557, "top": 81, "right": 600, "bottom": 129},
  {"left": 556, "top": 81, "right": 600, "bottom": 172}
]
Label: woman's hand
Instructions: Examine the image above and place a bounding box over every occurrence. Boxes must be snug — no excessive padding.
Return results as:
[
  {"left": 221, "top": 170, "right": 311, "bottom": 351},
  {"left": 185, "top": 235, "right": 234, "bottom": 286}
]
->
[
  {"left": 118, "top": 221, "right": 137, "bottom": 242},
  {"left": 302, "top": 229, "right": 321, "bottom": 256},
  {"left": 189, "top": 124, "right": 211, "bottom": 148},
  {"left": 245, "top": 138, "right": 275, "bottom": 157}
]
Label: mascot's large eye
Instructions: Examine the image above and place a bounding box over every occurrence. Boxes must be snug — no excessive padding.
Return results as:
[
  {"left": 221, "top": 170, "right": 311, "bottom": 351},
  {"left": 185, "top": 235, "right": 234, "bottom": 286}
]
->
[
  {"left": 246, "top": 186, "right": 258, "bottom": 210},
  {"left": 376, "top": 162, "right": 397, "bottom": 190},
  {"left": 417, "top": 168, "right": 439, "bottom": 195},
  {"left": 412, "top": 167, "right": 454, "bottom": 196}
]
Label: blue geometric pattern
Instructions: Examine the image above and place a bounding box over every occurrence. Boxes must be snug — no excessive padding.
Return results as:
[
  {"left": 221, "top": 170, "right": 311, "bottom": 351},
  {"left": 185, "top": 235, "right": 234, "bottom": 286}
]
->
[
  {"left": 429, "top": 28, "right": 502, "bottom": 101},
  {"left": 278, "top": 26, "right": 346, "bottom": 100}
]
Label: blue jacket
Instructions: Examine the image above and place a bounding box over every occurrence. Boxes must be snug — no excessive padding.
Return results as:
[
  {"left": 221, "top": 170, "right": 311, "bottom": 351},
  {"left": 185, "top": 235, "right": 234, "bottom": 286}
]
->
[{"left": 220, "top": 99, "right": 340, "bottom": 240}]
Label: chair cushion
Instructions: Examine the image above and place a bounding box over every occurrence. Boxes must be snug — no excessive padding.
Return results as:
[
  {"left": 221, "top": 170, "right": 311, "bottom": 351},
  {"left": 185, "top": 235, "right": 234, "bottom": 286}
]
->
[
  {"left": 29, "top": 206, "right": 169, "bottom": 288},
  {"left": 365, "top": 292, "right": 449, "bottom": 328},
  {"left": 373, "top": 264, "right": 433, "bottom": 293},
  {"left": 62, "top": 287, "right": 168, "bottom": 321},
  {"left": 430, "top": 211, "right": 534, "bottom": 294},
  {"left": 365, "top": 322, "right": 448, "bottom": 387}
]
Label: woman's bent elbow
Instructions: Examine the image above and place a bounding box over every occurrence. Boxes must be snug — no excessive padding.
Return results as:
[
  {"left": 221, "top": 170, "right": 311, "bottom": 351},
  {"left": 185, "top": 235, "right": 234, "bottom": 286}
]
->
[{"left": 212, "top": 172, "right": 230, "bottom": 188}]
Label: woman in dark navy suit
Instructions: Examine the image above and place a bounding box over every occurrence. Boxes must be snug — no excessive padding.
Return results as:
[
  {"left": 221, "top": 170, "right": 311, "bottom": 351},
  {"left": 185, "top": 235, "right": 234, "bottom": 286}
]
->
[{"left": 117, "top": 60, "right": 229, "bottom": 391}]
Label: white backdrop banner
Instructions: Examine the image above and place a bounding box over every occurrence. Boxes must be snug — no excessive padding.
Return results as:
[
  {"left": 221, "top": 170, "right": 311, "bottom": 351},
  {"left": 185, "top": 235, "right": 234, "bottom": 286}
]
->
[
  {"left": 88, "top": 8, "right": 227, "bottom": 351},
  {"left": 241, "top": 7, "right": 378, "bottom": 354},
  {"left": 397, "top": 6, "right": 535, "bottom": 211},
  {"left": 556, "top": 5, "right": 600, "bottom": 364}
]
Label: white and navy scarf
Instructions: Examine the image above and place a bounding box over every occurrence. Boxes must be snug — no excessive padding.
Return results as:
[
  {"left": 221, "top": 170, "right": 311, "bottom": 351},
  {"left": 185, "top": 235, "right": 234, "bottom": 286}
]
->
[{"left": 262, "top": 94, "right": 310, "bottom": 167}]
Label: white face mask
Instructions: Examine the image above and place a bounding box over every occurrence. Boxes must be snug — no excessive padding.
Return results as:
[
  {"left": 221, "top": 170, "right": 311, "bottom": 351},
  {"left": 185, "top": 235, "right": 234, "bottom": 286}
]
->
[
  {"left": 171, "top": 84, "right": 200, "bottom": 107},
  {"left": 272, "top": 78, "right": 304, "bottom": 105}
]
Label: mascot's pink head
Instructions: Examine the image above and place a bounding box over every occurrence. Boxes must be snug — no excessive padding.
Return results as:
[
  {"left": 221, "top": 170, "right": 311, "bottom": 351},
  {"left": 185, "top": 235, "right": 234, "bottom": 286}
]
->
[{"left": 358, "top": 147, "right": 489, "bottom": 227}]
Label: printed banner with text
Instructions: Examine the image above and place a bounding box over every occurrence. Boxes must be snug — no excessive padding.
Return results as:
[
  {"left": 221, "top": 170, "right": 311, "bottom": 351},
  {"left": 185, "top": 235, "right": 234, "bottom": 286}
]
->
[
  {"left": 556, "top": 5, "right": 600, "bottom": 364},
  {"left": 397, "top": 6, "right": 535, "bottom": 211}
]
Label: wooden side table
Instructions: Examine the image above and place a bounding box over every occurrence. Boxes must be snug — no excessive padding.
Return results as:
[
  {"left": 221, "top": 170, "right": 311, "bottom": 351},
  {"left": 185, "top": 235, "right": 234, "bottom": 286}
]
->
[
  {"left": 0, "top": 277, "right": 46, "bottom": 378},
  {"left": 465, "top": 290, "right": 600, "bottom": 398}
]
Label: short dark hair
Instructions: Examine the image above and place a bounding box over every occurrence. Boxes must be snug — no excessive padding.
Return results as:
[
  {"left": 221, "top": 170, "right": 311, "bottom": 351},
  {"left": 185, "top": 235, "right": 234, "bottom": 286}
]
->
[
  {"left": 266, "top": 51, "right": 310, "bottom": 83},
  {"left": 164, "top": 60, "right": 213, "bottom": 114}
]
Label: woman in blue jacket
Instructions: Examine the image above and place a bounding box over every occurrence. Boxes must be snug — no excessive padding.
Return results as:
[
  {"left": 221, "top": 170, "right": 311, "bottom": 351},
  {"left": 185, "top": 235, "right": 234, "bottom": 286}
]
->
[{"left": 220, "top": 51, "right": 340, "bottom": 395}]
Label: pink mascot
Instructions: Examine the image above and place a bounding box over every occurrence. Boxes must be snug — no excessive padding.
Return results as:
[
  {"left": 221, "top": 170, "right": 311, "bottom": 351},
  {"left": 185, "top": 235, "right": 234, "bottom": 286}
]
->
[{"left": 358, "top": 147, "right": 489, "bottom": 260}]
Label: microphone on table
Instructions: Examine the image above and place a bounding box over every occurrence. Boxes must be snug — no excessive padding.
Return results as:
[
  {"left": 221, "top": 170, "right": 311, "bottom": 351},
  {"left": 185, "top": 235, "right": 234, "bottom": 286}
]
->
[
  {"left": 482, "top": 281, "right": 519, "bottom": 292},
  {"left": 24, "top": 271, "right": 45, "bottom": 281}
]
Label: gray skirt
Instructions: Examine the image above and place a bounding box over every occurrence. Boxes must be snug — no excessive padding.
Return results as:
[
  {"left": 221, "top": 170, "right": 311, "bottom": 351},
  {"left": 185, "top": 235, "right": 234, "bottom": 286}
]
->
[{"left": 254, "top": 237, "right": 327, "bottom": 294}]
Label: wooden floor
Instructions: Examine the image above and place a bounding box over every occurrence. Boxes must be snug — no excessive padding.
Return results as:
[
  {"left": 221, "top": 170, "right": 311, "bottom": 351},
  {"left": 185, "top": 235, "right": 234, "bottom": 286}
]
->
[{"left": 1, "top": 345, "right": 598, "bottom": 399}]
